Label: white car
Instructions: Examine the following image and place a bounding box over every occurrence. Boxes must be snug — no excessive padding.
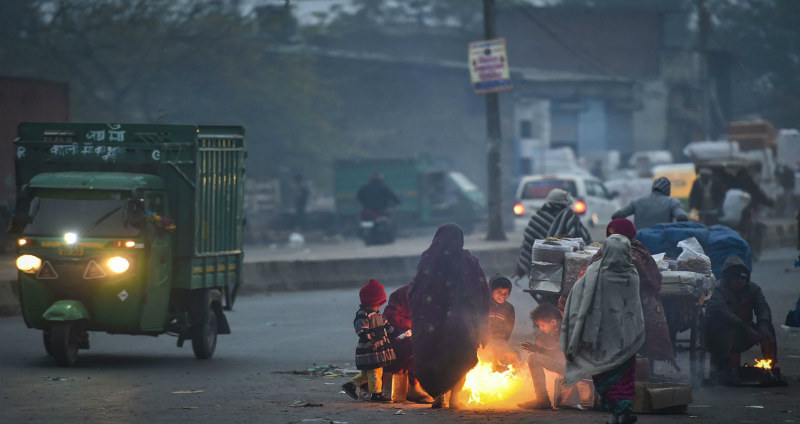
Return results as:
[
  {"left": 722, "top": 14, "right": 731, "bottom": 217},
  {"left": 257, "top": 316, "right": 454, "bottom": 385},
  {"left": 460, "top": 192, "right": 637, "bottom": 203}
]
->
[{"left": 512, "top": 174, "right": 622, "bottom": 230}]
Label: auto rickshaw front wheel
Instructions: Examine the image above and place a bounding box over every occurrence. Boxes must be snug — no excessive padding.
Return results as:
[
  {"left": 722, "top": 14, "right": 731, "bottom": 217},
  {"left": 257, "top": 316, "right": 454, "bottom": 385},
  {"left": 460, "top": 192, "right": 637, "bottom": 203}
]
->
[
  {"left": 51, "top": 322, "right": 79, "bottom": 367},
  {"left": 191, "top": 304, "right": 218, "bottom": 360}
]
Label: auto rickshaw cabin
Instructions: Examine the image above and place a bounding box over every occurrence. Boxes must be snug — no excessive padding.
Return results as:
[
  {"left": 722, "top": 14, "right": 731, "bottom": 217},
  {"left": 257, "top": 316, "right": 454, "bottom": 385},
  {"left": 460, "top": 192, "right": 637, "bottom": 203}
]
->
[{"left": 12, "top": 122, "right": 246, "bottom": 366}]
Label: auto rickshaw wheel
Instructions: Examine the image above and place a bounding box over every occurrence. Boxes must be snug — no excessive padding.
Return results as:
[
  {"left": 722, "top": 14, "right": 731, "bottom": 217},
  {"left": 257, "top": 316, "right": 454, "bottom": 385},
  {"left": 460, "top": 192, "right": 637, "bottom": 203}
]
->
[
  {"left": 191, "top": 305, "right": 218, "bottom": 360},
  {"left": 51, "top": 322, "right": 79, "bottom": 367},
  {"left": 43, "top": 330, "right": 53, "bottom": 356}
]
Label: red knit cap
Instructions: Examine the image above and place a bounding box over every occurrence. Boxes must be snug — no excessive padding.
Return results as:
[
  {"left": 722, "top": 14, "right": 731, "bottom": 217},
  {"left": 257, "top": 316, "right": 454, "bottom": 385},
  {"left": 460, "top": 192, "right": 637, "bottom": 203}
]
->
[
  {"left": 606, "top": 218, "right": 636, "bottom": 240},
  {"left": 359, "top": 279, "right": 387, "bottom": 308}
]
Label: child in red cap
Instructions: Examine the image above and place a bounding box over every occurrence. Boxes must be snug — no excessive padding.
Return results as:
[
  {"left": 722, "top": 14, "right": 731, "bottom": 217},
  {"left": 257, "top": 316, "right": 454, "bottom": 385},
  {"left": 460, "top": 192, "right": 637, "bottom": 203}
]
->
[{"left": 341, "top": 279, "right": 397, "bottom": 402}]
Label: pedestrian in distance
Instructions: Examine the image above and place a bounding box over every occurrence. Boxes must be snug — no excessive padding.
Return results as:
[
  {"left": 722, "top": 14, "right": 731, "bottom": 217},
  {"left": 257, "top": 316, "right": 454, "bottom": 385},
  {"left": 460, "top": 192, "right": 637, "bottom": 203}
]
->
[
  {"left": 689, "top": 167, "right": 725, "bottom": 225},
  {"left": 292, "top": 174, "right": 310, "bottom": 231},
  {"left": 611, "top": 176, "right": 688, "bottom": 230},
  {"left": 408, "top": 223, "right": 490, "bottom": 409},
  {"left": 775, "top": 164, "right": 796, "bottom": 217},
  {"left": 513, "top": 188, "right": 592, "bottom": 279},
  {"left": 561, "top": 234, "right": 645, "bottom": 424},
  {"left": 341, "top": 279, "right": 397, "bottom": 402},
  {"left": 518, "top": 302, "right": 566, "bottom": 410}
]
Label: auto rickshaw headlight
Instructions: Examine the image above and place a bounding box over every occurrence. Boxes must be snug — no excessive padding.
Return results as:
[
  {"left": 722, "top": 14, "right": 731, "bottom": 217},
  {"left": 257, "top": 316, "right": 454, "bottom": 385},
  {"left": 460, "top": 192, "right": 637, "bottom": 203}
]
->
[
  {"left": 107, "top": 256, "right": 130, "bottom": 274},
  {"left": 16, "top": 255, "right": 42, "bottom": 273}
]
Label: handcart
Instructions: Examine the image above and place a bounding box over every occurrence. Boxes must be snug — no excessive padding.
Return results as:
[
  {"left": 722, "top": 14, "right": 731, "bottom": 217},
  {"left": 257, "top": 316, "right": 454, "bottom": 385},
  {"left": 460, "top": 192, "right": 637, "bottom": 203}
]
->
[{"left": 660, "top": 270, "right": 714, "bottom": 387}]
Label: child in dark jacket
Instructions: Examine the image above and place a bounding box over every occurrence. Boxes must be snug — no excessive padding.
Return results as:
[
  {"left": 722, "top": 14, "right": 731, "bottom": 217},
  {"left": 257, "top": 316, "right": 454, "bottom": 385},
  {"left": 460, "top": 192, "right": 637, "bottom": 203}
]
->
[{"left": 341, "top": 279, "right": 397, "bottom": 402}]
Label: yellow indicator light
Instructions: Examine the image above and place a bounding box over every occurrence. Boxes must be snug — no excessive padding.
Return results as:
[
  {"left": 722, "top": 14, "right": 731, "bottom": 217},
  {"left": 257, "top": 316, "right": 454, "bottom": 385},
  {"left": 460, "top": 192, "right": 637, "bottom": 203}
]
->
[
  {"left": 512, "top": 203, "right": 525, "bottom": 216},
  {"left": 124, "top": 240, "right": 136, "bottom": 248},
  {"left": 18, "top": 238, "right": 28, "bottom": 246},
  {"left": 16, "top": 255, "right": 42, "bottom": 273},
  {"left": 107, "top": 256, "right": 130, "bottom": 274}
]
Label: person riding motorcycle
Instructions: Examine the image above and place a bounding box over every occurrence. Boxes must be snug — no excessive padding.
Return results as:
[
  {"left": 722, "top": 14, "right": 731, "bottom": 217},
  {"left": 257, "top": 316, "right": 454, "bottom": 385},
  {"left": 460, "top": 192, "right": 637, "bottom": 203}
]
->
[
  {"left": 357, "top": 173, "right": 401, "bottom": 244},
  {"left": 357, "top": 173, "right": 401, "bottom": 219}
]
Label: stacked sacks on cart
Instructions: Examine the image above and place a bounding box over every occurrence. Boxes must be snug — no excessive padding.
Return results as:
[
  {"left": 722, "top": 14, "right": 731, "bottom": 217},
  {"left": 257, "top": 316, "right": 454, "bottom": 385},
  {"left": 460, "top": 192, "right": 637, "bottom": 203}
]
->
[
  {"left": 635, "top": 222, "right": 752, "bottom": 279},
  {"left": 528, "top": 237, "right": 597, "bottom": 301}
]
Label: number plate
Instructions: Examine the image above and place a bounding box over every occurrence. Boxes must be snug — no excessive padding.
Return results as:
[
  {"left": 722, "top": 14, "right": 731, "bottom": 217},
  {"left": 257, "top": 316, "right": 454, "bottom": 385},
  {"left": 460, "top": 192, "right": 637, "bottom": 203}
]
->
[{"left": 59, "top": 246, "right": 84, "bottom": 256}]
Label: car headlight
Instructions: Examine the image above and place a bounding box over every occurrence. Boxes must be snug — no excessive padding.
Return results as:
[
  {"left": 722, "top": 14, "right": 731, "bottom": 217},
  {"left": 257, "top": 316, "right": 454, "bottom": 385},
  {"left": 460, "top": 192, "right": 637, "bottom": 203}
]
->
[
  {"left": 16, "top": 255, "right": 42, "bottom": 274},
  {"left": 106, "top": 256, "right": 130, "bottom": 274}
]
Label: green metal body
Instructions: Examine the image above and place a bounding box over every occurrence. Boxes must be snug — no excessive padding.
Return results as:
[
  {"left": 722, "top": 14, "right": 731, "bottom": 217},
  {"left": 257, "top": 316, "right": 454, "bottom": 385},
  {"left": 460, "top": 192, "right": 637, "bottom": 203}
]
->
[
  {"left": 333, "top": 157, "right": 485, "bottom": 230},
  {"left": 42, "top": 300, "right": 91, "bottom": 322},
  {"left": 13, "top": 122, "right": 245, "bottom": 334}
]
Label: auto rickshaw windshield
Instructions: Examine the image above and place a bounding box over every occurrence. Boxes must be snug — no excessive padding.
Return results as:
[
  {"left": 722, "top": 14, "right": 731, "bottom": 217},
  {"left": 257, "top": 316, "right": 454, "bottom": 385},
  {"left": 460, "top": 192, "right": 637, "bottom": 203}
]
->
[{"left": 22, "top": 189, "right": 142, "bottom": 238}]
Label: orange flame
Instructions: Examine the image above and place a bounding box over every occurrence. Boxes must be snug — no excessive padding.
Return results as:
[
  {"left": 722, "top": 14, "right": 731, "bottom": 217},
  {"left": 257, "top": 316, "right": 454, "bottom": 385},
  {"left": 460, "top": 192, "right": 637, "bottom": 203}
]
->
[
  {"left": 753, "top": 359, "right": 772, "bottom": 369},
  {"left": 462, "top": 360, "right": 520, "bottom": 405}
]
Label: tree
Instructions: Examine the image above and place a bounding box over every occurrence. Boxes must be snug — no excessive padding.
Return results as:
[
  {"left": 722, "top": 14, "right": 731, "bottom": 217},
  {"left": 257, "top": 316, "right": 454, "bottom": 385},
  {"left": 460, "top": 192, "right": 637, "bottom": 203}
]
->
[{"left": 0, "top": 0, "right": 345, "bottom": 183}]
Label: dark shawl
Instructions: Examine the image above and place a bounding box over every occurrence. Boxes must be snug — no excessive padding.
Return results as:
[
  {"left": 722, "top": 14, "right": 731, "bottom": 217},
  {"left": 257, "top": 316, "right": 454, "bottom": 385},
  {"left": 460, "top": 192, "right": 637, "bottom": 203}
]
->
[{"left": 408, "top": 223, "right": 490, "bottom": 398}]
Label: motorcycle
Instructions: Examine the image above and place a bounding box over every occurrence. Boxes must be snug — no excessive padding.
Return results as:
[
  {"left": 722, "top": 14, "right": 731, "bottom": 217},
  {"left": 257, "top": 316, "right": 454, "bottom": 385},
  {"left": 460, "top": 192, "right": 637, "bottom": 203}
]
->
[{"left": 359, "top": 208, "right": 396, "bottom": 246}]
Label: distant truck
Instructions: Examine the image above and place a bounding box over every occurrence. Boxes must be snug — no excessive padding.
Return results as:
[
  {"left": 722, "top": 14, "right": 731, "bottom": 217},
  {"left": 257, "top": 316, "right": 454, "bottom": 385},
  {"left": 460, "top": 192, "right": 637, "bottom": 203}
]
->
[
  {"left": 334, "top": 158, "right": 486, "bottom": 234},
  {"left": 0, "top": 77, "right": 69, "bottom": 252},
  {"left": 11, "top": 122, "right": 245, "bottom": 366}
]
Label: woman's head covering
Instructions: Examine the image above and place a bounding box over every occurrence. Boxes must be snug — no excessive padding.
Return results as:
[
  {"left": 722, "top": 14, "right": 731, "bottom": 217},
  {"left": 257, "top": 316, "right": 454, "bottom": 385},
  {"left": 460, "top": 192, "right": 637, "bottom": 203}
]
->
[
  {"left": 606, "top": 218, "right": 636, "bottom": 240},
  {"left": 359, "top": 279, "right": 387, "bottom": 308},
  {"left": 408, "top": 223, "right": 490, "bottom": 398},
  {"left": 546, "top": 188, "right": 573, "bottom": 206},
  {"left": 652, "top": 177, "right": 671, "bottom": 196}
]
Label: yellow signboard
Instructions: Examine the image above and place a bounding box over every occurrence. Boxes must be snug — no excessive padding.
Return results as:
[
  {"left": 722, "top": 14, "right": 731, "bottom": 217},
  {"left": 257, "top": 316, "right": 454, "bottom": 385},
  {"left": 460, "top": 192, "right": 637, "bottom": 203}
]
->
[{"left": 469, "top": 38, "right": 512, "bottom": 94}]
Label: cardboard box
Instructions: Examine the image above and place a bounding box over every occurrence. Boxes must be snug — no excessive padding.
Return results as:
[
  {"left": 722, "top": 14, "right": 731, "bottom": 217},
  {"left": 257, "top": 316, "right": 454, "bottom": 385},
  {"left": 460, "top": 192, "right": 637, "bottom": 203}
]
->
[
  {"left": 553, "top": 378, "right": 597, "bottom": 410},
  {"left": 633, "top": 382, "right": 693, "bottom": 414}
]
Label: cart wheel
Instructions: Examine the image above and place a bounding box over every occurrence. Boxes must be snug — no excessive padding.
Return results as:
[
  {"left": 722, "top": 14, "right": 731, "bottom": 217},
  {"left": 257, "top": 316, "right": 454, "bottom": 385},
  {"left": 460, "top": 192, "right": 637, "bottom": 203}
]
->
[
  {"left": 689, "top": 306, "right": 707, "bottom": 386},
  {"left": 43, "top": 330, "right": 53, "bottom": 356},
  {"left": 51, "top": 322, "right": 79, "bottom": 367},
  {"left": 192, "top": 305, "right": 218, "bottom": 360}
]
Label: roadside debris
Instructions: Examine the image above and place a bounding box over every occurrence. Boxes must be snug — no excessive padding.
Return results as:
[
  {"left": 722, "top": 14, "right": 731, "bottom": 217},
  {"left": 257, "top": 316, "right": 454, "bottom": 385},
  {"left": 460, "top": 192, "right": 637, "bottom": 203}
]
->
[
  {"left": 280, "top": 364, "right": 359, "bottom": 377},
  {"left": 291, "top": 400, "right": 323, "bottom": 407}
]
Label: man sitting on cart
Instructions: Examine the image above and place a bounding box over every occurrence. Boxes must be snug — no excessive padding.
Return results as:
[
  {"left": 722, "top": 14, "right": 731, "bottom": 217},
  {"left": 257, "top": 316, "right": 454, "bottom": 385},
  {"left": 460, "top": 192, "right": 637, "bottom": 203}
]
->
[{"left": 705, "top": 255, "right": 777, "bottom": 385}]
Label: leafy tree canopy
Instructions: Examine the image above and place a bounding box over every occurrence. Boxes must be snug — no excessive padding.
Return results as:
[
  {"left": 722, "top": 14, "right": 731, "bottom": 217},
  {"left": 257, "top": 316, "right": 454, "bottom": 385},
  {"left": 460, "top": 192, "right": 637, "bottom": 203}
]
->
[{"left": 0, "top": 0, "right": 346, "bottom": 182}]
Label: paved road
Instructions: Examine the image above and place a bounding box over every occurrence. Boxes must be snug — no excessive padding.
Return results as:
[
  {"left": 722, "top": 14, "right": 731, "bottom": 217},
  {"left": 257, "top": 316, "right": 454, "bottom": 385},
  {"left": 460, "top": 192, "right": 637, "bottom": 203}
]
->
[{"left": 1, "top": 245, "right": 799, "bottom": 423}]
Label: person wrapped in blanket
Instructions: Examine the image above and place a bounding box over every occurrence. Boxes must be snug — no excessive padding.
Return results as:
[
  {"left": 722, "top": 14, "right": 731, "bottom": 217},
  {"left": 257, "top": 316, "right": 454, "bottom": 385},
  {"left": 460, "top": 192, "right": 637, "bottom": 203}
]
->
[
  {"left": 513, "top": 188, "right": 592, "bottom": 278},
  {"left": 409, "top": 223, "right": 490, "bottom": 409},
  {"left": 559, "top": 218, "right": 676, "bottom": 370},
  {"left": 705, "top": 255, "right": 777, "bottom": 385},
  {"left": 341, "top": 279, "right": 397, "bottom": 402},
  {"left": 561, "top": 234, "right": 645, "bottom": 424}
]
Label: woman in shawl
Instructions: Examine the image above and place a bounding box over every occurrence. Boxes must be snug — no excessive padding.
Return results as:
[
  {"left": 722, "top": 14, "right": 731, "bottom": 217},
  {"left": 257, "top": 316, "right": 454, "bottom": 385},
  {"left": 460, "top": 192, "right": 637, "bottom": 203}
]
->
[
  {"left": 561, "top": 234, "right": 645, "bottom": 424},
  {"left": 514, "top": 188, "right": 592, "bottom": 278},
  {"left": 559, "top": 218, "right": 676, "bottom": 368},
  {"left": 408, "top": 223, "right": 490, "bottom": 409}
]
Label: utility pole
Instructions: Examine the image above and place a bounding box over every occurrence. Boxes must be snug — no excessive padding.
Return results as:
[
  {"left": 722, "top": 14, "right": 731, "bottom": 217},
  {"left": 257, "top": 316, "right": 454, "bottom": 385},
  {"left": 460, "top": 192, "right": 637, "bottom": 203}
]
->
[
  {"left": 483, "top": 0, "right": 506, "bottom": 241},
  {"left": 696, "top": 0, "right": 712, "bottom": 140}
]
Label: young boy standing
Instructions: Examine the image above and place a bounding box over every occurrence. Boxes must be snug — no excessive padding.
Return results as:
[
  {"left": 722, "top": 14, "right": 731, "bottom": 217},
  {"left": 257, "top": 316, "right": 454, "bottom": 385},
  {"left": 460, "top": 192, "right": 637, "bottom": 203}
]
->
[
  {"left": 341, "top": 279, "right": 397, "bottom": 402},
  {"left": 518, "top": 302, "right": 565, "bottom": 410}
]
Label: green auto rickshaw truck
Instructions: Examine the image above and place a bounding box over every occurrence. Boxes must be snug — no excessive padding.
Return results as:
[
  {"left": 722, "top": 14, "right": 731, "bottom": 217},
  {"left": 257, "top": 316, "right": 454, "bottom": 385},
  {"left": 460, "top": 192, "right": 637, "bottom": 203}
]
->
[{"left": 10, "top": 122, "right": 246, "bottom": 366}]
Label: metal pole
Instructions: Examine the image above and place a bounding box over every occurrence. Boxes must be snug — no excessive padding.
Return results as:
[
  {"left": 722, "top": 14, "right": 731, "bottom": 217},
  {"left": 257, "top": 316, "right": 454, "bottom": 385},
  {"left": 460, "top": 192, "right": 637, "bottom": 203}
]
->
[{"left": 483, "top": 0, "right": 506, "bottom": 241}]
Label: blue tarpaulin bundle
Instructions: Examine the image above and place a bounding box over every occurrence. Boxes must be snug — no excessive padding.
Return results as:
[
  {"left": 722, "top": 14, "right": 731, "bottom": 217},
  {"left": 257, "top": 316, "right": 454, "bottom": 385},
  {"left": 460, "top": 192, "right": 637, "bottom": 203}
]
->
[{"left": 635, "top": 222, "right": 752, "bottom": 278}]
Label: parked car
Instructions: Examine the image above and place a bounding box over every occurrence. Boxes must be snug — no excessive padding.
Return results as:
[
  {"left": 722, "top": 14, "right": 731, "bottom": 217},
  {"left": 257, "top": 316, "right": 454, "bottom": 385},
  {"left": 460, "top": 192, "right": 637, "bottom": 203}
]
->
[{"left": 512, "top": 174, "right": 621, "bottom": 230}]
